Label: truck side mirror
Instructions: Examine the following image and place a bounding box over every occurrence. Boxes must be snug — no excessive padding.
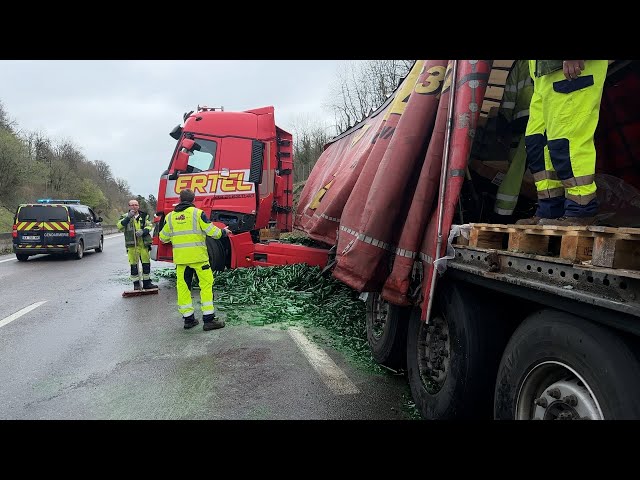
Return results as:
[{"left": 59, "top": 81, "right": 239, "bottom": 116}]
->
[
  {"left": 169, "top": 125, "right": 183, "bottom": 140},
  {"left": 172, "top": 151, "right": 189, "bottom": 172}
]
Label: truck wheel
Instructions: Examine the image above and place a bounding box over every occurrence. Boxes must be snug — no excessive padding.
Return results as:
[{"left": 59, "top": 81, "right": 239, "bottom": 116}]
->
[
  {"left": 366, "top": 293, "right": 410, "bottom": 369},
  {"left": 206, "top": 237, "right": 226, "bottom": 272},
  {"left": 407, "top": 280, "right": 507, "bottom": 419},
  {"left": 16, "top": 254, "right": 29, "bottom": 262},
  {"left": 95, "top": 236, "right": 103, "bottom": 252},
  {"left": 494, "top": 310, "right": 640, "bottom": 420}
]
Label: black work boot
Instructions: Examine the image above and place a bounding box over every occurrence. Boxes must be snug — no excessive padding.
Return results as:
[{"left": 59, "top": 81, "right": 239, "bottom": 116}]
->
[
  {"left": 133, "top": 281, "right": 141, "bottom": 291},
  {"left": 203, "top": 313, "right": 225, "bottom": 331},
  {"left": 143, "top": 279, "right": 158, "bottom": 289},
  {"left": 183, "top": 314, "right": 199, "bottom": 329}
]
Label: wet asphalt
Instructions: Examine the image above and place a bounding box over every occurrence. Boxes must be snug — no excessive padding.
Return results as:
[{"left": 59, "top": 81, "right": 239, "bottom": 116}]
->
[{"left": 0, "top": 234, "right": 416, "bottom": 420}]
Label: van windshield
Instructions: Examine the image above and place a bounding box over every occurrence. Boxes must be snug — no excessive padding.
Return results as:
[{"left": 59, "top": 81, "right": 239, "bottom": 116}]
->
[{"left": 17, "top": 206, "right": 68, "bottom": 222}]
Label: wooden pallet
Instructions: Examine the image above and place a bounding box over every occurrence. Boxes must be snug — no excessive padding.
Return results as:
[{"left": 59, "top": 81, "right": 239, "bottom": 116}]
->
[{"left": 461, "top": 223, "right": 640, "bottom": 270}]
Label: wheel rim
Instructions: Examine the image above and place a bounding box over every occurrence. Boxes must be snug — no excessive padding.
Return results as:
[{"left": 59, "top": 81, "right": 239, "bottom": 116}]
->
[
  {"left": 417, "top": 314, "right": 451, "bottom": 394},
  {"left": 370, "top": 294, "right": 389, "bottom": 340},
  {"left": 78, "top": 243, "right": 83, "bottom": 258},
  {"left": 99, "top": 238, "right": 103, "bottom": 250},
  {"left": 516, "top": 361, "right": 604, "bottom": 420}
]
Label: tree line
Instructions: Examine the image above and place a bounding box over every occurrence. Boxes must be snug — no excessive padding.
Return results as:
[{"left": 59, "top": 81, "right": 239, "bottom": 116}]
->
[{"left": 0, "top": 101, "right": 155, "bottom": 226}]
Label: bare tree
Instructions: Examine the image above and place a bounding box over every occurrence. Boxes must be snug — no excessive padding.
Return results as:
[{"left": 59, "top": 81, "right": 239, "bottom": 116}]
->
[
  {"left": 290, "top": 114, "right": 331, "bottom": 182},
  {"left": 93, "top": 159, "right": 114, "bottom": 184},
  {"left": 324, "top": 60, "right": 415, "bottom": 135}
]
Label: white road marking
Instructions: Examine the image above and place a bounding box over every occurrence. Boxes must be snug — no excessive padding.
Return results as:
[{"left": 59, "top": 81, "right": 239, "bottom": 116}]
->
[
  {"left": 288, "top": 327, "right": 360, "bottom": 395},
  {"left": 0, "top": 257, "right": 16, "bottom": 264},
  {"left": 0, "top": 301, "right": 48, "bottom": 329}
]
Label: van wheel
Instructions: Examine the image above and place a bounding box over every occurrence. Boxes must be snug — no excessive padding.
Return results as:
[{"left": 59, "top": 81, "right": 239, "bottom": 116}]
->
[
  {"left": 494, "top": 310, "right": 640, "bottom": 420},
  {"left": 407, "top": 280, "right": 508, "bottom": 419},
  {"left": 366, "top": 293, "right": 410, "bottom": 369},
  {"left": 16, "top": 254, "right": 29, "bottom": 262},
  {"left": 75, "top": 241, "right": 84, "bottom": 260},
  {"left": 95, "top": 236, "right": 103, "bottom": 252},
  {"left": 206, "top": 237, "right": 226, "bottom": 272}
]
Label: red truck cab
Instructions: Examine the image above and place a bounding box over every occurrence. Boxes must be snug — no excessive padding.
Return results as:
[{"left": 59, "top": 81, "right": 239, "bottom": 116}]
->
[{"left": 152, "top": 105, "right": 328, "bottom": 269}]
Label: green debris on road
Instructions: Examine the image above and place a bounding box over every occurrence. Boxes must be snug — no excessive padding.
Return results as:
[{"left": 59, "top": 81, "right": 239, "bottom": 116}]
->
[{"left": 153, "top": 264, "right": 386, "bottom": 374}]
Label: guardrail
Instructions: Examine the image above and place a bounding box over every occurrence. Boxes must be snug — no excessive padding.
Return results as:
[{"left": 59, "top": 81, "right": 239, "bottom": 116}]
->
[{"left": 0, "top": 225, "right": 120, "bottom": 254}]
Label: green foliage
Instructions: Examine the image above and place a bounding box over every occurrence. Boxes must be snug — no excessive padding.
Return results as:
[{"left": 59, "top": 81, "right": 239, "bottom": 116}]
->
[
  {"left": 0, "top": 205, "right": 13, "bottom": 232},
  {"left": 78, "top": 178, "right": 109, "bottom": 210},
  {"left": 0, "top": 101, "right": 148, "bottom": 231},
  {"left": 0, "top": 129, "right": 30, "bottom": 202}
]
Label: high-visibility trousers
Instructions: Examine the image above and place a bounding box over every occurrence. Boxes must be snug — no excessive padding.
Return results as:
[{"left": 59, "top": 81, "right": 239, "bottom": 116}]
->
[
  {"left": 127, "top": 245, "right": 151, "bottom": 281},
  {"left": 525, "top": 60, "right": 608, "bottom": 218},
  {"left": 494, "top": 135, "right": 527, "bottom": 216},
  {"left": 176, "top": 262, "right": 214, "bottom": 318}
]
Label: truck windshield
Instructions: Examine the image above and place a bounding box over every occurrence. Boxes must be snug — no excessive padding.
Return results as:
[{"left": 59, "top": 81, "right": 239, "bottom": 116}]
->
[{"left": 188, "top": 138, "right": 217, "bottom": 173}]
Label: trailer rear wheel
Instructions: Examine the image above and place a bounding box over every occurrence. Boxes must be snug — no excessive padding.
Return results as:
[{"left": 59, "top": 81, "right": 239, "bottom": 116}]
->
[
  {"left": 406, "top": 281, "right": 507, "bottom": 419},
  {"left": 366, "top": 293, "right": 410, "bottom": 369},
  {"left": 494, "top": 310, "right": 640, "bottom": 420}
]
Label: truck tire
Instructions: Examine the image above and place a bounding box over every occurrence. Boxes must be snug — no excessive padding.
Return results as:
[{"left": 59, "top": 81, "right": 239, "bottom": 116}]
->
[
  {"left": 366, "top": 293, "right": 410, "bottom": 369},
  {"left": 494, "top": 310, "right": 640, "bottom": 420},
  {"left": 16, "top": 254, "right": 29, "bottom": 262},
  {"left": 206, "top": 237, "right": 226, "bottom": 272},
  {"left": 406, "top": 280, "right": 507, "bottom": 419}
]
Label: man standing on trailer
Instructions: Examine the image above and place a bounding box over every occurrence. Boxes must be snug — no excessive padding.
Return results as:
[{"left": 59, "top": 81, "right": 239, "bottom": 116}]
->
[{"left": 516, "top": 60, "right": 608, "bottom": 226}]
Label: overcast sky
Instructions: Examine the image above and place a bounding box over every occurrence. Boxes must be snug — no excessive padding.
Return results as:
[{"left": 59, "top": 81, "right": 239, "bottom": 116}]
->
[{"left": 0, "top": 60, "right": 346, "bottom": 199}]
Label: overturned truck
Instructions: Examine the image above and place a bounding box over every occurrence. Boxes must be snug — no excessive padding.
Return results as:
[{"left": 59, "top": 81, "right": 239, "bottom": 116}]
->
[{"left": 296, "top": 60, "right": 640, "bottom": 420}]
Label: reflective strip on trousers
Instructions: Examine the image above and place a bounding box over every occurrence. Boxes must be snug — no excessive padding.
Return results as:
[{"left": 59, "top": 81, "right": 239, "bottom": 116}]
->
[{"left": 179, "top": 303, "right": 194, "bottom": 316}]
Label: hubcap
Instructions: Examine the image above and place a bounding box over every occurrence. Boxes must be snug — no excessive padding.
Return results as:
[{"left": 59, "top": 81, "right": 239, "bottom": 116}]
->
[{"left": 516, "top": 361, "right": 603, "bottom": 420}]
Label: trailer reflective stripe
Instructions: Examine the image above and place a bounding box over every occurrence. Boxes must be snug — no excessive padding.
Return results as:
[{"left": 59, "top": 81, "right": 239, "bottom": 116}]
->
[
  {"left": 319, "top": 213, "right": 341, "bottom": 223},
  {"left": 419, "top": 252, "right": 433, "bottom": 264}
]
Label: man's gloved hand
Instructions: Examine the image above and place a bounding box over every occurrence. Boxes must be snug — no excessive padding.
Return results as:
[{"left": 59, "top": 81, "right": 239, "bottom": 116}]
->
[
  {"left": 135, "top": 229, "right": 144, "bottom": 237},
  {"left": 128, "top": 210, "right": 136, "bottom": 218},
  {"left": 222, "top": 227, "right": 232, "bottom": 237}
]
